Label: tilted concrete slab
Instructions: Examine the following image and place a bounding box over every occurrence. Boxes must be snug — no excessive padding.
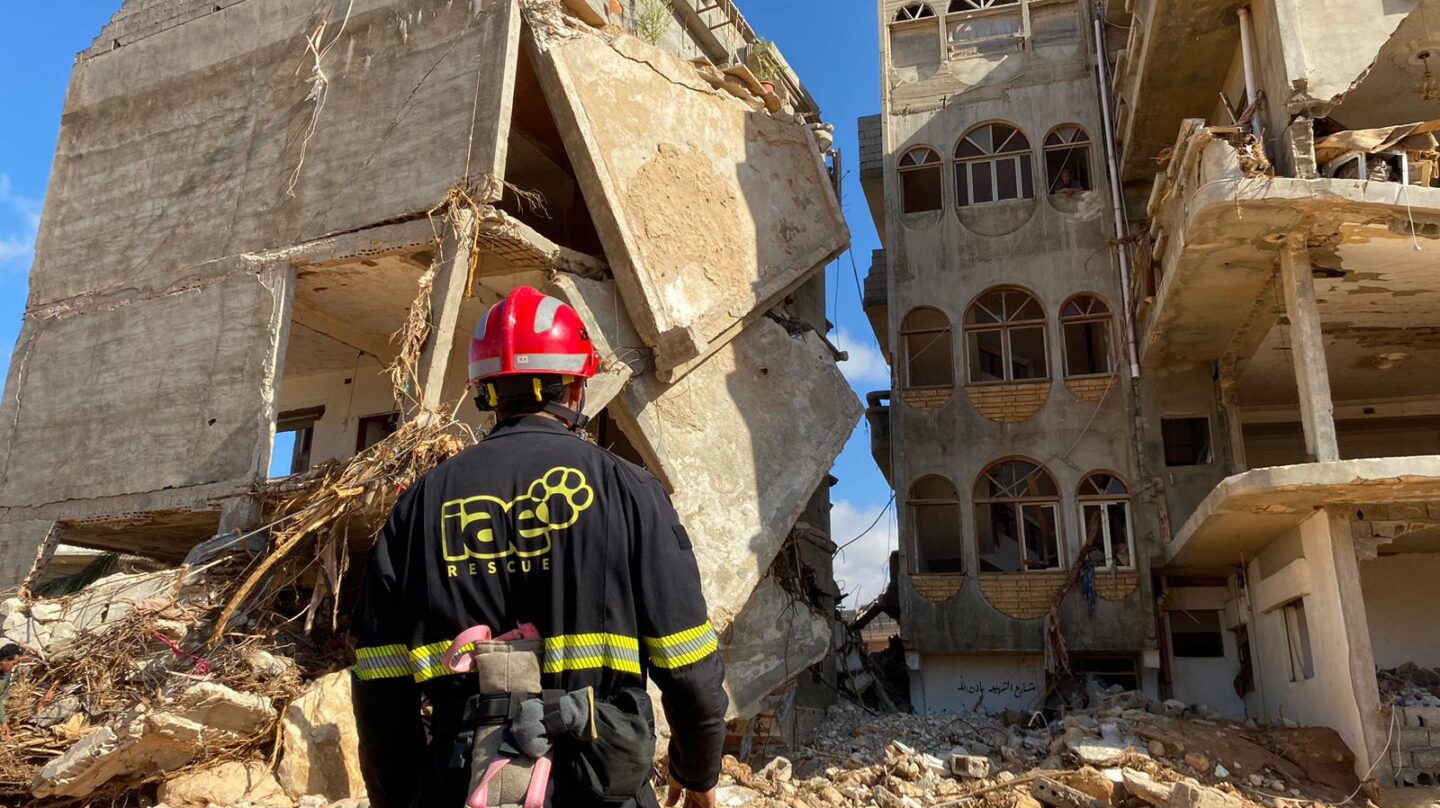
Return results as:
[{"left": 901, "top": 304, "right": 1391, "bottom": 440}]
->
[
  {"left": 0, "top": 270, "right": 289, "bottom": 510},
  {"left": 721, "top": 576, "right": 832, "bottom": 720},
  {"left": 548, "top": 275, "right": 860, "bottom": 627},
  {"left": 613, "top": 317, "right": 862, "bottom": 629},
  {"left": 31, "top": 0, "right": 521, "bottom": 308},
  {"left": 1165, "top": 456, "right": 1440, "bottom": 573},
  {"left": 522, "top": 2, "right": 848, "bottom": 380}
]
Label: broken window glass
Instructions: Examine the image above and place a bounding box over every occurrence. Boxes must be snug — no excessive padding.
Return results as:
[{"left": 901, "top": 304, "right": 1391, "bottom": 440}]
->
[
  {"left": 1045, "top": 125, "right": 1092, "bottom": 194},
  {"left": 1079, "top": 472, "right": 1132, "bottom": 569},
  {"left": 900, "top": 147, "right": 944, "bottom": 214},
  {"left": 955, "top": 123, "right": 1034, "bottom": 206},
  {"left": 964, "top": 287, "right": 1048, "bottom": 383},
  {"left": 901, "top": 307, "right": 955, "bottom": 387},
  {"left": 1061, "top": 294, "right": 1114, "bottom": 377},
  {"left": 895, "top": 1, "right": 937, "bottom": 21},
  {"left": 975, "top": 460, "right": 1061, "bottom": 572},
  {"left": 910, "top": 475, "right": 963, "bottom": 574}
]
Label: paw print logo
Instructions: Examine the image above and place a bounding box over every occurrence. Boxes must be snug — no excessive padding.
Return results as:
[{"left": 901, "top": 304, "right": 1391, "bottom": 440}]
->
[{"left": 523, "top": 467, "right": 595, "bottom": 534}]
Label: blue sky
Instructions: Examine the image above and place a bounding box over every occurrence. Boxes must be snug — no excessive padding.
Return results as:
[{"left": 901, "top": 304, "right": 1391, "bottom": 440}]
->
[{"left": 0, "top": 1, "right": 897, "bottom": 603}]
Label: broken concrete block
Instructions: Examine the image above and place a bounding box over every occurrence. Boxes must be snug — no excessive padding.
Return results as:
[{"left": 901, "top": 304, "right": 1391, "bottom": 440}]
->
[
  {"left": 721, "top": 576, "right": 832, "bottom": 720},
  {"left": 1056, "top": 766, "right": 1116, "bottom": 803},
  {"left": 156, "top": 760, "right": 289, "bottom": 808},
  {"left": 34, "top": 710, "right": 209, "bottom": 798},
  {"left": 33, "top": 695, "right": 83, "bottom": 729},
  {"left": 1166, "top": 782, "right": 1243, "bottom": 808},
  {"left": 1121, "top": 769, "right": 1172, "bottom": 807},
  {"left": 172, "top": 682, "right": 275, "bottom": 736},
  {"left": 524, "top": 5, "right": 848, "bottom": 379},
  {"left": 950, "top": 753, "right": 991, "bottom": 779},
  {"left": 277, "top": 672, "right": 366, "bottom": 801},
  {"left": 615, "top": 317, "right": 862, "bottom": 629}
]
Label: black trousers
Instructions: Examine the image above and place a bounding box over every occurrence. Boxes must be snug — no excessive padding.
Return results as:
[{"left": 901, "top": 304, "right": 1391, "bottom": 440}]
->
[{"left": 419, "top": 732, "right": 662, "bottom": 808}]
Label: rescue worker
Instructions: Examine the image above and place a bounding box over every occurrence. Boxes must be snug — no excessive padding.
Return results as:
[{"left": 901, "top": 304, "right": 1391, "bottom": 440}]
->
[{"left": 351, "top": 286, "right": 727, "bottom": 808}]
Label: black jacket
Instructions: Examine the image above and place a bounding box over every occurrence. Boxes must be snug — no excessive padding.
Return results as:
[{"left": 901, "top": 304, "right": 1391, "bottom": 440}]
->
[{"left": 350, "top": 415, "right": 728, "bottom": 807}]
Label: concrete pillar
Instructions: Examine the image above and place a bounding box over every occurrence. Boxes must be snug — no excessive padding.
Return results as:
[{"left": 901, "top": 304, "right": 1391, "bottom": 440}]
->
[
  {"left": 413, "top": 207, "right": 478, "bottom": 415},
  {"left": 1278, "top": 242, "right": 1339, "bottom": 462},
  {"left": 1324, "top": 508, "right": 1391, "bottom": 784},
  {"left": 1219, "top": 376, "right": 1248, "bottom": 474}
]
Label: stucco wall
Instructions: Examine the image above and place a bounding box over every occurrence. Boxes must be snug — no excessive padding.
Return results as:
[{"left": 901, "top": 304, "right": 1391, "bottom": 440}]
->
[
  {"left": 1361, "top": 553, "right": 1440, "bottom": 670},
  {"left": 912, "top": 653, "right": 1046, "bottom": 714},
  {"left": 1245, "top": 512, "right": 1382, "bottom": 774}
]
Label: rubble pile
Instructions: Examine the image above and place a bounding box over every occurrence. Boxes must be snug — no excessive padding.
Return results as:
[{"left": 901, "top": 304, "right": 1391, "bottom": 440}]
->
[
  {"left": 1379, "top": 664, "right": 1440, "bottom": 708},
  {"left": 708, "top": 688, "right": 1366, "bottom": 808}
]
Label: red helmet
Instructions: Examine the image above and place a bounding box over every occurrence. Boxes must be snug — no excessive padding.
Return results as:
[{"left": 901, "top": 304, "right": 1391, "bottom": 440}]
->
[{"left": 468, "top": 286, "right": 600, "bottom": 385}]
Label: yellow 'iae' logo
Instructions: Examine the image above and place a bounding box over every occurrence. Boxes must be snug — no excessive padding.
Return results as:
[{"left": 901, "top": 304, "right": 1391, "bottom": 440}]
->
[{"left": 440, "top": 467, "right": 595, "bottom": 563}]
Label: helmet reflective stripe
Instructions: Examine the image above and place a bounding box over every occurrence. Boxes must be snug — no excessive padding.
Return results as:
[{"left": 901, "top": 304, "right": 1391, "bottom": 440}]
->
[
  {"left": 469, "top": 358, "right": 503, "bottom": 379},
  {"left": 532, "top": 296, "right": 563, "bottom": 334},
  {"left": 468, "top": 353, "right": 590, "bottom": 380}
]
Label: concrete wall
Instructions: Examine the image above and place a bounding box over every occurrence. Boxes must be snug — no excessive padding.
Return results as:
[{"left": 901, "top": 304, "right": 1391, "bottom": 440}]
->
[
  {"left": 1243, "top": 511, "right": 1384, "bottom": 775},
  {"left": 878, "top": 0, "right": 1156, "bottom": 663},
  {"left": 1360, "top": 553, "right": 1440, "bottom": 670},
  {"left": 912, "top": 653, "right": 1045, "bottom": 714},
  {"left": 1164, "top": 586, "right": 1247, "bottom": 718},
  {"left": 1138, "top": 367, "right": 1231, "bottom": 534}
]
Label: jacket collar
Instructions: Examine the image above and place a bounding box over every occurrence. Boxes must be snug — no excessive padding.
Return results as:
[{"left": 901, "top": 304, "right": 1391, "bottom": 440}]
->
[{"left": 485, "top": 414, "right": 578, "bottom": 441}]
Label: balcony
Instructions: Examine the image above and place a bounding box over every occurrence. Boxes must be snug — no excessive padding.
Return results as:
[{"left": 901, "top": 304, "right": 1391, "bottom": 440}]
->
[
  {"left": 1134, "top": 120, "right": 1440, "bottom": 370},
  {"left": 858, "top": 114, "right": 886, "bottom": 242},
  {"left": 863, "top": 249, "right": 889, "bottom": 358},
  {"left": 866, "top": 391, "right": 892, "bottom": 487}
]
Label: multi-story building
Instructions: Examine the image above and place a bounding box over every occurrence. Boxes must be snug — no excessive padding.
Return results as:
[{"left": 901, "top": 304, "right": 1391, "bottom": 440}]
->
[
  {"left": 864, "top": 0, "right": 1440, "bottom": 785},
  {"left": 862, "top": 0, "right": 1157, "bottom": 715}
]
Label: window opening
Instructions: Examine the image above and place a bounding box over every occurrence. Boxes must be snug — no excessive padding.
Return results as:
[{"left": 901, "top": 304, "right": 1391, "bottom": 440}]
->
[
  {"left": 1045, "top": 125, "right": 1092, "bottom": 194},
  {"left": 1072, "top": 655, "right": 1140, "bottom": 692},
  {"left": 964, "top": 288, "right": 1048, "bottom": 383},
  {"left": 1060, "top": 295, "right": 1114, "bottom": 377},
  {"left": 356, "top": 411, "right": 400, "bottom": 453},
  {"left": 1162, "top": 417, "right": 1213, "bottom": 466},
  {"left": 901, "top": 307, "right": 955, "bottom": 388},
  {"left": 955, "top": 123, "right": 1034, "bottom": 206},
  {"left": 271, "top": 406, "right": 325, "bottom": 478},
  {"left": 1079, "top": 472, "right": 1132, "bottom": 569},
  {"left": 900, "top": 147, "right": 944, "bottom": 213},
  {"left": 894, "top": 2, "right": 937, "bottom": 21},
  {"left": 1283, "top": 600, "right": 1315, "bottom": 681},
  {"left": 949, "top": 0, "right": 1020, "bottom": 9},
  {"left": 1171, "top": 609, "right": 1225, "bottom": 658},
  {"left": 975, "top": 459, "right": 1061, "bottom": 572},
  {"left": 910, "top": 476, "right": 963, "bottom": 574}
]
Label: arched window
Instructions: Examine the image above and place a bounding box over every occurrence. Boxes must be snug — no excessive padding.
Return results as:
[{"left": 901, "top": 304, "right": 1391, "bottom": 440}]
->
[
  {"left": 910, "top": 475, "right": 963, "bottom": 573},
  {"left": 974, "top": 459, "right": 1061, "bottom": 572},
  {"left": 894, "top": 2, "right": 937, "bottom": 21},
  {"left": 899, "top": 147, "right": 943, "bottom": 213},
  {"left": 1045, "top": 125, "right": 1092, "bottom": 194},
  {"left": 964, "top": 287, "right": 1048, "bottom": 383},
  {"left": 1079, "top": 472, "right": 1133, "bottom": 569},
  {"left": 948, "top": 0, "right": 1019, "bottom": 10},
  {"left": 955, "top": 123, "right": 1033, "bottom": 207},
  {"left": 1060, "top": 294, "right": 1115, "bottom": 377},
  {"left": 901, "top": 307, "right": 954, "bottom": 388}
]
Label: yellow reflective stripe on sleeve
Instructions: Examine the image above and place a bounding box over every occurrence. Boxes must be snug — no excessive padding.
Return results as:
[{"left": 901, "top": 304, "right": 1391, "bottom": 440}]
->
[
  {"left": 352, "top": 644, "right": 412, "bottom": 681},
  {"left": 643, "top": 621, "right": 719, "bottom": 670},
  {"left": 543, "top": 633, "right": 642, "bottom": 675}
]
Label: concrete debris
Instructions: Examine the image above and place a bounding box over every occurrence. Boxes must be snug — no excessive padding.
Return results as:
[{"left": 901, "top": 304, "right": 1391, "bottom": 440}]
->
[
  {"left": 706, "top": 690, "right": 1365, "bottom": 808},
  {"left": 1378, "top": 663, "right": 1440, "bottom": 707},
  {"left": 276, "top": 672, "right": 366, "bottom": 802},
  {"left": 155, "top": 761, "right": 290, "bottom": 808}
]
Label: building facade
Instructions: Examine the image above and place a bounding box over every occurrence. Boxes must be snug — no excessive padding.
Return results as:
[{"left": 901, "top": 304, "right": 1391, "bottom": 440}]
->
[{"left": 865, "top": 0, "right": 1440, "bottom": 785}]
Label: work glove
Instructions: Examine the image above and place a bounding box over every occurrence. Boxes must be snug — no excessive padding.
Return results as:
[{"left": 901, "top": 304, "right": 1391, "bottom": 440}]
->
[{"left": 510, "top": 687, "right": 594, "bottom": 759}]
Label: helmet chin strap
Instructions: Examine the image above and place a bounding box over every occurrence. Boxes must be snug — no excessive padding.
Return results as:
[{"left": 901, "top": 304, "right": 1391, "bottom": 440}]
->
[{"left": 540, "top": 386, "right": 590, "bottom": 434}]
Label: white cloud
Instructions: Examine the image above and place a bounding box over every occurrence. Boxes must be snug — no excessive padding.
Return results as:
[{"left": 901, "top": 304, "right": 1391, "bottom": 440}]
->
[
  {"left": 0, "top": 174, "right": 42, "bottom": 269},
  {"left": 833, "top": 327, "right": 890, "bottom": 388},
  {"left": 830, "top": 497, "right": 898, "bottom": 608}
]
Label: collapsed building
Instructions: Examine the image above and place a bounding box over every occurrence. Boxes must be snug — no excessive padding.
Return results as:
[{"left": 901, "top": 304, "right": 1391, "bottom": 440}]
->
[
  {"left": 0, "top": 0, "right": 864, "bottom": 799},
  {"left": 860, "top": 0, "right": 1440, "bottom": 790}
]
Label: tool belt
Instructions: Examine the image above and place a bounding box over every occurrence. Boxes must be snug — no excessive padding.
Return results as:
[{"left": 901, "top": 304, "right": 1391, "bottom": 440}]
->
[{"left": 443, "top": 625, "right": 657, "bottom": 808}]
